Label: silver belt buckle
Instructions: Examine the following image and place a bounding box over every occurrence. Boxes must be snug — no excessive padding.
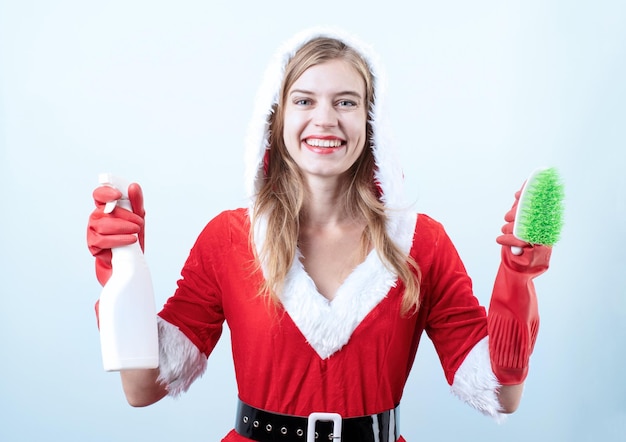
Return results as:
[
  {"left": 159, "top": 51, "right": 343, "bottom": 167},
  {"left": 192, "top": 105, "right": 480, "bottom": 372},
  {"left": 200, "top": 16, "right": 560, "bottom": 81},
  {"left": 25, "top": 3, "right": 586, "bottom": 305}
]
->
[{"left": 307, "top": 412, "right": 342, "bottom": 442}]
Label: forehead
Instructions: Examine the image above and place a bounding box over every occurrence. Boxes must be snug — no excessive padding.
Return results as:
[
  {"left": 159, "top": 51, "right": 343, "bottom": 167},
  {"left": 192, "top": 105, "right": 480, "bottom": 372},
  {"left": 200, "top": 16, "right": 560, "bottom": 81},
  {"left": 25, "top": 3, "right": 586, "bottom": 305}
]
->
[{"left": 289, "top": 59, "right": 366, "bottom": 96}]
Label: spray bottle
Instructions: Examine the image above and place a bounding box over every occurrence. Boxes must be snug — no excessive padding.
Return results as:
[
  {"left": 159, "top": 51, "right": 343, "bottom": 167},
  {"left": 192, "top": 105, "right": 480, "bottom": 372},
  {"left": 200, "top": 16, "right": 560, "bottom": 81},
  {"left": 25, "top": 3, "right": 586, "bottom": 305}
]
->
[{"left": 98, "top": 173, "right": 159, "bottom": 371}]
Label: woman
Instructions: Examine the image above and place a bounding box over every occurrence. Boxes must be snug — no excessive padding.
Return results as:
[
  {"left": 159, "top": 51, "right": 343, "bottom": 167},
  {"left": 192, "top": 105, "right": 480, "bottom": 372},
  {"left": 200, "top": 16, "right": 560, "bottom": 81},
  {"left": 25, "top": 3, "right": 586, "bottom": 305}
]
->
[{"left": 87, "top": 28, "right": 552, "bottom": 442}]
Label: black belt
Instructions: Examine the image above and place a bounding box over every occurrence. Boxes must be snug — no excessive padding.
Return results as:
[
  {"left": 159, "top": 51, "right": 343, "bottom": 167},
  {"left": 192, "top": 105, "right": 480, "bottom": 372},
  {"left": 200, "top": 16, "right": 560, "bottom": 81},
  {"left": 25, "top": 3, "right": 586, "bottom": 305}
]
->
[{"left": 235, "top": 399, "right": 399, "bottom": 442}]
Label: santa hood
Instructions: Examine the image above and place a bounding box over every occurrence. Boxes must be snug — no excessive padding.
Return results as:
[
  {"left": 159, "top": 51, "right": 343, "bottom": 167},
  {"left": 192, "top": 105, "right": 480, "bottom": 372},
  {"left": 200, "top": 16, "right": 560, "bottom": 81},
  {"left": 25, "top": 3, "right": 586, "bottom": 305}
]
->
[{"left": 244, "top": 27, "right": 415, "bottom": 259}]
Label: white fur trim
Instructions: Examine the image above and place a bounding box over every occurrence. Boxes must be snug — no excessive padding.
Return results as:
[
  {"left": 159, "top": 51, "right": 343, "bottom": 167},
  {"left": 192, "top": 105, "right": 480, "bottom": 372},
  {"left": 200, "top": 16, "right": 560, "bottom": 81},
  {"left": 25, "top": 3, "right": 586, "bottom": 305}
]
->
[
  {"left": 451, "top": 336, "right": 507, "bottom": 422},
  {"left": 279, "top": 213, "right": 417, "bottom": 359},
  {"left": 281, "top": 248, "right": 395, "bottom": 359},
  {"left": 156, "top": 317, "right": 207, "bottom": 397}
]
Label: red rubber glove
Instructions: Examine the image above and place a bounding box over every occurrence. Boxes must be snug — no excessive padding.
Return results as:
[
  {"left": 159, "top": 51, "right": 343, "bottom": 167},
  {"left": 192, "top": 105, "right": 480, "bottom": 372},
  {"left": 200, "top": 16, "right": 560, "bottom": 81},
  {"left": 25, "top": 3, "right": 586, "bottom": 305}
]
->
[
  {"left": 87, "top": 182, "right": 146, "bottom": 286},
  {"left": 488, "top": 189, "right": 552, "bottom": 385},
  {"left": 87, "top": 182, "right": 145, "bottom": 328}
]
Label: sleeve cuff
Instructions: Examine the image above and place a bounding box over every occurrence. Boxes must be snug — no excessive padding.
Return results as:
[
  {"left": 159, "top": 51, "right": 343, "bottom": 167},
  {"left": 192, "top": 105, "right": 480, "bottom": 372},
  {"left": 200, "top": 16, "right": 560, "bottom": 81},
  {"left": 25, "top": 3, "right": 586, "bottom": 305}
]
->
[
  {"left": 156, "top": 317, "right": 208, "bottom": 397},
  {"left": 450, "top": 336, "right": 507, "bottom": 423}
]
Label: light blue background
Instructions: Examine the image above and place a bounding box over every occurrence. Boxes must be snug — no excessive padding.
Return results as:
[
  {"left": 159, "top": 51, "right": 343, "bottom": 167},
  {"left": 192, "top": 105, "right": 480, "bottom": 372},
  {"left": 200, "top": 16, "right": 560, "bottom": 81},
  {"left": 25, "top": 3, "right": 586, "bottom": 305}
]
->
[{"left": 1, "top": 1, "right": 624, "bottom": 441}]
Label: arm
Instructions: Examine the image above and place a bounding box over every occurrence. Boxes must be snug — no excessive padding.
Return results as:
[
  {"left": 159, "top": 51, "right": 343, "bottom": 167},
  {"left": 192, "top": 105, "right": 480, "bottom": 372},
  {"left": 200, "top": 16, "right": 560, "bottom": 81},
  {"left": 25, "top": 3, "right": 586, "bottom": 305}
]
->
[
  {"left": 497, "top": 384, "right": 524, "bottom": 413},
  {"left": 442, "top": 186, "right": 551, "bottom": 418},
  {"left": 120, "top": 369, "right": 167, "bottom": 407}
]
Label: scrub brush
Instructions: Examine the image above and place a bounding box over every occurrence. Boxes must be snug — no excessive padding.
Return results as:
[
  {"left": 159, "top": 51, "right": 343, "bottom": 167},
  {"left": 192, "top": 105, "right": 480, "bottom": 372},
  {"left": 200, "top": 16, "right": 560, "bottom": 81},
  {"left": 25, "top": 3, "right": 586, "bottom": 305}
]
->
[{"left": 511, "top": 167, "right": 565, "bottom": 255}]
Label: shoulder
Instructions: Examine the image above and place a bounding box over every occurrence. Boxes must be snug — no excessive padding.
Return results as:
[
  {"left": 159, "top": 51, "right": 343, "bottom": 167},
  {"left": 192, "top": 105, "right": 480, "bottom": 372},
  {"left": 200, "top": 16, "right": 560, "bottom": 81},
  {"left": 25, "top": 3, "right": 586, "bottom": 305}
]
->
[
  {"left": 413, "top": 213, "right": 448, "bottom": 243},
  {"left": 206, "top": 207, "right": 249, "bottom": 226},
  {"left": 410, "top": 213, "right": 464, "bottom": 271},
  {"left": 204, "top": 207, "right": 248, "bottom": 228},
  {"left": 195, "top": 208, "right": 250, "bottom": 246}
]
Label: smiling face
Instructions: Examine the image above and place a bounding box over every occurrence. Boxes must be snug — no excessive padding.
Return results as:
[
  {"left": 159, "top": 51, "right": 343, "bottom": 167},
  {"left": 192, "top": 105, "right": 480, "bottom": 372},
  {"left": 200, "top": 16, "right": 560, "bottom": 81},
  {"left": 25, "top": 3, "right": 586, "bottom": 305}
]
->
[{"left": 282, "top": 59, "right": 368, "bottom": 185}]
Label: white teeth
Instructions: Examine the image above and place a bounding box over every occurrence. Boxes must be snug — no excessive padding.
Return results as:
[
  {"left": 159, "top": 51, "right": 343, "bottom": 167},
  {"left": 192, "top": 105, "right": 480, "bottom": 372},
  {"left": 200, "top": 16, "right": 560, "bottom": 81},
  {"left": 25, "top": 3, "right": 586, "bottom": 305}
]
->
[{"left": 306, "top": 138, "right": 342, "bottom": 148}]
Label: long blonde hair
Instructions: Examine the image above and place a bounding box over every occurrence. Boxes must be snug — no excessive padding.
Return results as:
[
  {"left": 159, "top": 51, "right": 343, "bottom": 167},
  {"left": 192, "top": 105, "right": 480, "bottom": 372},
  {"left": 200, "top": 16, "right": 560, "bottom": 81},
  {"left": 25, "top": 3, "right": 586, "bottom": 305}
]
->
[{"left": 251, "top": 37, "right": 421, "bottom": 315}]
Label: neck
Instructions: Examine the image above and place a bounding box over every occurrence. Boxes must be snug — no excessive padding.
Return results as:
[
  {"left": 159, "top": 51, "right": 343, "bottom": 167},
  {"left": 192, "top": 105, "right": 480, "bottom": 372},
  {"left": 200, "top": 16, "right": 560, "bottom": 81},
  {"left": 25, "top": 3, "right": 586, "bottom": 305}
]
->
[{"left": 300, "top": 176, "right": 356, "bottom": 227}]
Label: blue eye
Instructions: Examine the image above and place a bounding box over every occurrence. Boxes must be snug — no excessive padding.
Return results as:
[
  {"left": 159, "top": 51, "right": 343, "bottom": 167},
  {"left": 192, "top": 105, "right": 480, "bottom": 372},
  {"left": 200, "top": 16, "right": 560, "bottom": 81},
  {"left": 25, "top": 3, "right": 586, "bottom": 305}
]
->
[{"left": 294, "top": 99, "right": 312, "bottom": 106}]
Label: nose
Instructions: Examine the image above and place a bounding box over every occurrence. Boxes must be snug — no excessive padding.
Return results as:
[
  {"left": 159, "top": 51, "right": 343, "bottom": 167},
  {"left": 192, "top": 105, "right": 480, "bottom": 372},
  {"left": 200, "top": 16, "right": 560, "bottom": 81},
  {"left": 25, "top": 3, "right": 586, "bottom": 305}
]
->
[{"left": 312, "top": 101, "right": 338, "bottom": 127}]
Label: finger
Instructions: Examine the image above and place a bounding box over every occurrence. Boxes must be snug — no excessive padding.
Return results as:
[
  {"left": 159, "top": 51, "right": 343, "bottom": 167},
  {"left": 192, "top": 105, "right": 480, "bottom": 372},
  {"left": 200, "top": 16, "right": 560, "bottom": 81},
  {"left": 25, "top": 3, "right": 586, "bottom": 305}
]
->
[
  {"left": 500, "top": 221, "right": 514, "bottom": 235},
  {"left": 90, "top": 213, "right": 142, "bottom": 234},
  {"left": 88, "top": 232, "right": 139, "bottom": 252},
  {"left": 128, "top": 183, "right": 145, "bottom": 218},
  {"left": 91, "top": 202, "right": 145, "bottom": 226},
  {"left": 93, "top": 186, "right": 123, "bottom": 206},
  {"left": 496, "top": 233, "right": 528, "bottom": 248},
  {"left": 91, "top": 206, "right": 143, "bottom": 229},
  {"left": 504, "top": 205, "right": 516, "bottom": 223}
]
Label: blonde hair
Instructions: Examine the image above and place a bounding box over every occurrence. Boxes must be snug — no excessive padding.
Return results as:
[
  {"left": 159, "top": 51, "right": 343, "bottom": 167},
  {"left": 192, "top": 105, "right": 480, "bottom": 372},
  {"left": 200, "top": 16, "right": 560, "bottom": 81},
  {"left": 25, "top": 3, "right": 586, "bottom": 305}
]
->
[{"left": 252, "top": 37, "right": 421, "bottom": 315}]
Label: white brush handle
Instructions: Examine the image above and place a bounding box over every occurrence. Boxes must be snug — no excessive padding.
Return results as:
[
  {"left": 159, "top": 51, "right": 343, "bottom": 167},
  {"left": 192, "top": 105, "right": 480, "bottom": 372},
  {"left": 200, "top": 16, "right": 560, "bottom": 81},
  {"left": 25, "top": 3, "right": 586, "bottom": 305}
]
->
[{"left": 510, "top": 167, "right": 547, "bottom": 257}]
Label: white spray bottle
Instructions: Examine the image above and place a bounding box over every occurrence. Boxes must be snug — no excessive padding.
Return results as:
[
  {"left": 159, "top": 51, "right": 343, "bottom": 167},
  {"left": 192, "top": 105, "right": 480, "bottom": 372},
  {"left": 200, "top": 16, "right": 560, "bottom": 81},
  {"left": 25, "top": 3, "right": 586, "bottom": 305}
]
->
[{"left": 98, "top": 173, "right": 159, "bottom": 371}]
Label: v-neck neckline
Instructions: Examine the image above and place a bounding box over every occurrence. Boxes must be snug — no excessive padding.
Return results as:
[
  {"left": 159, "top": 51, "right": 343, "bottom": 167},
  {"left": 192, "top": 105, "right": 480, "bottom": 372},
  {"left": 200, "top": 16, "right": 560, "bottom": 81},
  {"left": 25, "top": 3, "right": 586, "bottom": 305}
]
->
[
  {"left": 296, "top": 244, "right": 375, "bottom": 303},
  {"left": 253, "top": 210, "right": 418, "bottom": 359},
  {"left": 280, "top": 247, "right": 398, "bottom": 359}
]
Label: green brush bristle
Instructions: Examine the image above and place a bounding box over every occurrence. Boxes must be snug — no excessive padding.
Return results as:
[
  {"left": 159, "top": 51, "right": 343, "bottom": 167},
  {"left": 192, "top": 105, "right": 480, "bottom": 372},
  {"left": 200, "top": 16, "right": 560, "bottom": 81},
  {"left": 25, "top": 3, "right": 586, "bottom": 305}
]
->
[{"left": 516, "top": 167, "right": 565, "bottom": 246}]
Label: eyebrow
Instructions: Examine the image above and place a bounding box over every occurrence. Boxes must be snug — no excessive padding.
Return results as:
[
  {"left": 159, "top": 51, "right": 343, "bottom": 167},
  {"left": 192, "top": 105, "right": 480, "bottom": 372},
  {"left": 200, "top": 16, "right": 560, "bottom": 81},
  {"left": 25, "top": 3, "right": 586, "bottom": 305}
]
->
[{"left": 289, "top": 89, "right": 363, "bottom": 99}]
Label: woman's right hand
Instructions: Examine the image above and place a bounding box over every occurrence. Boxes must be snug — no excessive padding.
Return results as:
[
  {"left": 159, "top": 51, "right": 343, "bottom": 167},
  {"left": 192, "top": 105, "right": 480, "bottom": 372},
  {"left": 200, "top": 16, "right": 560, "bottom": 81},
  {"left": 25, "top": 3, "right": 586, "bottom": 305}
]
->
[{"left": 87, "top": 182, "right": 146, "bottom": 286}]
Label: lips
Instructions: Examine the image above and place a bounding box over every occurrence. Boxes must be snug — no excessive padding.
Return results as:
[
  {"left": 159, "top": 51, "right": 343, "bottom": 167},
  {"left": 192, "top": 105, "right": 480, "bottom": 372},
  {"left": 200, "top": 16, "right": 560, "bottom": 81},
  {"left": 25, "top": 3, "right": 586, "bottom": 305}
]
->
[
  {"left": 303, "top": 137, "right": 345, "bottom": 154},
  {"left": 305, "top": 138, "right": 343, "bottom": 148}
]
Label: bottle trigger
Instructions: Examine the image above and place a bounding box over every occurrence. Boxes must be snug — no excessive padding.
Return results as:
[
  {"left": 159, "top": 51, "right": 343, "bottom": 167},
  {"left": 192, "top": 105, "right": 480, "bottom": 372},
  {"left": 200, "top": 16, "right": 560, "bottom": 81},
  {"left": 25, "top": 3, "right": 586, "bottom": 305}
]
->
[{"left": 104, "top": 200, "right": 118, "bottom": 214}]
